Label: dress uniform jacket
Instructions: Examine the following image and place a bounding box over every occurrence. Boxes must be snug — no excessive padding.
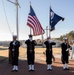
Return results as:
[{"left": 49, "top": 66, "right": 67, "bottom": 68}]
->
[
  {"left": 9, "top": 40, "right": 20, "bottom": 65},
  {"left": 61, "top": 43, "right": 70, "bottom": 64},
  {"left": 44, "top": 41, "right": 56, "bottom": 64},
  {"left": 25, "top": 39, "right": 36, "bottom": 65}
]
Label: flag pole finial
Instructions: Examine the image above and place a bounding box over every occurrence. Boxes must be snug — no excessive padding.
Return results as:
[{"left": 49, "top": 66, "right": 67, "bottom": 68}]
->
[{"left": 29, "top": 1, "right": 31, "bottom": 5}]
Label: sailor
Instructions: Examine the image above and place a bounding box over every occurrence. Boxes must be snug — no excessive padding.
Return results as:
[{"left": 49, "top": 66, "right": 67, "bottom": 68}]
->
[
  {"left": 9, "top": 35, "right": 20, "bottom": 72},
  {"left": 61, "top": 37, "right": 70, "bottom": 70},
  {"left": 44, "top": 36, "right": 56, "bottom": 71},
  {"left": 25, "top": 34, "right": 36, "bottom": 71}
]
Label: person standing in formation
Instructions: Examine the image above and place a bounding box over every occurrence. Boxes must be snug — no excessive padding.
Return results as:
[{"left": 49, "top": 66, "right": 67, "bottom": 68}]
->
[
  {"left": 9, "top": 35, "right": 20, "bottom": 72},
  {"left": 44, "top": 36, "right": 56, "bottom": 71},
  {"left": 25, "top": 34, "right": 36, "bottom": 71},
  {"left": 61, "top": 37, "right": 70, "bottom": 70}
]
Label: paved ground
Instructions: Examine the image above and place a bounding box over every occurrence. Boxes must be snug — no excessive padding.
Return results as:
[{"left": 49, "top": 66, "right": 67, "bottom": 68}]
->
[{"left": 0, "top": 47, "right": 74, "bottom": 75}]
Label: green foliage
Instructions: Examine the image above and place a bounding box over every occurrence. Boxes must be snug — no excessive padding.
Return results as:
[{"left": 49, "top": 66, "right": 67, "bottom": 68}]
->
[{"left": 59, "top": 31, "right": 74, "bottom": 44}]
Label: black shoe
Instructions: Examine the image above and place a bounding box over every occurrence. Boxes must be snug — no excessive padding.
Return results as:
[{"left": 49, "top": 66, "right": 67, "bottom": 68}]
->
[
  {"left": 29, "top": 69, "right": 34, "bottom": 72},
  {"left": 63, "top": 68, "right": 66, "bottom": 70},
  {"left": 31, "top": 69, "right": 35, "bottom": 71},
  {"left": 63, "top": 68, "right": 69, "bottom": 70},
  {"left": 12, "top": 69, "right": 18, "bottom": 72},
  {"left": 66, "top": 68, "right": 69, "bottom": 70},
  {"left": 15, "top": 70, "right": 18, "bottom": 72},
  {"left": 47, "top": 69, "right": 52, "bottom": 71}
]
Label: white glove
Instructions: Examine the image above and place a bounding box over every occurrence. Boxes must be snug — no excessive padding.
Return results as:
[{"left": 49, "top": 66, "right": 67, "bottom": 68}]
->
[
  {"left": 66, "top": 48, "right": 69, "bottom": 51},
  {"left": 12, "top": 49, "right": 14, "bottom": 51},
  {"left": 48, "top": 40, "right": 52, "bottom": 43},
  {"left": 13, "top": 41, "right": 16, "bottom": 45}
]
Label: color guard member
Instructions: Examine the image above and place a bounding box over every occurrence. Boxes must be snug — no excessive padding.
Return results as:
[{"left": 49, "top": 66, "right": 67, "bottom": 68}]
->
[
  {"left": 9, "top": 35, "right": 20, "bottom": 72},
  {"left": 44, "top": 36, "right": 56, "bottom": 71},
  {"left": 61, "top": 37, "right": 70, "bottom": 70},
  {"left": 25, "top": 34, "right": 36, "bottom": 71}
]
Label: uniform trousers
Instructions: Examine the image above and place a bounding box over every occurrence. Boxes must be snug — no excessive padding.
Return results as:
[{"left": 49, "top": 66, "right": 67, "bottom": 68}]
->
[
  {"left": 27, "top": 51, "right": 35, "bottom": 65},
  {"left": 12, "top": 53, "right": 18, "bottom": 66},
  {"left": 46, "top": 50, "right": 52, "bottom": 64},
  {"left": 61, "top": 54, "right": 69, "bottom": 64}
]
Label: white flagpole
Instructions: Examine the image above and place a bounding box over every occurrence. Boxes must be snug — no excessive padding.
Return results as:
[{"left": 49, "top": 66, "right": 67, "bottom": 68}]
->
[
  {"left": 46, "top": 26, "right": 48, "bottom": 38},
  {"left": 16, "top": 0, "right": 19, "bottom": 39}
]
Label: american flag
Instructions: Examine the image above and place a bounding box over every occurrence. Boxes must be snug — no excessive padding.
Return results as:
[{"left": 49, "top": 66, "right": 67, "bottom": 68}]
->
[{"left": 27, "top": 5, "right": 45, "bottom": 36}]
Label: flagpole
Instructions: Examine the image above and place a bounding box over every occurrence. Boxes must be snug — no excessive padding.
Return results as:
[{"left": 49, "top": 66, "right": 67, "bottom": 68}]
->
[
  {"left": 29, "top": 27, "right": 32, "bottom": 36},
  {"left": 16, "top": 0, "right": 19, "bottom": 40},
  {"left": 7, "top": 0, "right": 20, "bottom": 40},
  {"left": 44, "top": 26, "right": 49, "bottom": 38},
  {"left": 29, "top": 1, "right": 32, "bottom": 35},
  {"left": 49, "top": 6, "right": 51, "bottom": 38},
  {"left": 46, "top": 26, "right": 48, "bottom": 38}
]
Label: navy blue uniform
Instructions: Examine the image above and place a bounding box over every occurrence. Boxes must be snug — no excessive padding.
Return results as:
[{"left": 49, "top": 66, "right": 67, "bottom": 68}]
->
[
  {"left": 9, "top": 41, "right": 20, "bottom": 66},
  {"left": 61, "top": 43, "right": 70, "bottom": 64},
  {"left": 25, "top": 40, "right": 36, "bottom": 65},
  {"left": 44, "top": 41, "right": 56, "bottom": 64}
]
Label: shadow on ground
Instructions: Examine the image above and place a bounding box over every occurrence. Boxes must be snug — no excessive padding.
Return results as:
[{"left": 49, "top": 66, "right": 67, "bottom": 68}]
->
[
  {"left": 0, "top": 56, "right": 74, "bottom": 75},
  {"left": 0, "top": 56, "right": 7, "bottom": 62}
]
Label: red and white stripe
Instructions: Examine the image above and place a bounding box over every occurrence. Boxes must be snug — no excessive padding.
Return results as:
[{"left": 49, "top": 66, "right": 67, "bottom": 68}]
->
[{"left": 27, "top": 15, "right": 44, "bottom": 36}]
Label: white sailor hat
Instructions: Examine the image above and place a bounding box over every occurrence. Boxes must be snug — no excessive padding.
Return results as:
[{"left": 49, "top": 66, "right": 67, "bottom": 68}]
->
[
  {"left": 63, "top": 37, "right": 67, "bottom": 40},
  {"left": 47, "top": 36, "right": 51, "bottom": 39}
]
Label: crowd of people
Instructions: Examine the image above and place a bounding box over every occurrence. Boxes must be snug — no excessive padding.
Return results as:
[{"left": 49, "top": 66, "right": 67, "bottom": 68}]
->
[{"left": 8, "top": 34, "right": 74, "bottom": 72}]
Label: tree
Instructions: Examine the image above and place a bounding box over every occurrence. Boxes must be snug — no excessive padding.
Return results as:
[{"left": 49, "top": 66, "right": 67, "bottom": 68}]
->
[{"left": 59, "top": 31, "right": 74, "bottom": 44}]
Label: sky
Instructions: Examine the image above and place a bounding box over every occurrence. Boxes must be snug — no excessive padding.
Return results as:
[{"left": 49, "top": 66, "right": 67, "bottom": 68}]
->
[{"left": 0, "top": 0, "right": 74, "bottom": 41}]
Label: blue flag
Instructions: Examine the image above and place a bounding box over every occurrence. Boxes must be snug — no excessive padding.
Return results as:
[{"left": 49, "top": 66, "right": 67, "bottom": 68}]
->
[{"left": 50, "top": 7, "right": 64, "bottom": 31}]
